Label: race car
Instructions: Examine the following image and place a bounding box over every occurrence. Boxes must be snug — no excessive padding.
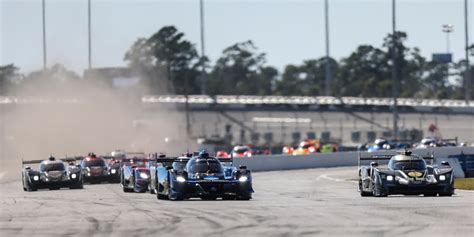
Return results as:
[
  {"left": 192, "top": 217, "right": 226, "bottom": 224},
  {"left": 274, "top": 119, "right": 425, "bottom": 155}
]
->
[
  {"left": 320, "top": 142, "right": 338, "bottom": 153},
  {"left": 103, "top": 150, "right": 126, "bottom": 183},
  {"left": 414, "top": 137, "right": 458, "bottom": 149},
  {"left": 120, "top": 152, "right": 150, "bottom": 192},
  {"left": 292, "top": 139, "right": 320, "bottom": 155},
  {"left": 80, "top": 153, "right": 110, "bottom": 184},
  {"left": 121, "top": 167, "right": 150, "bottom": 193},
  {"left": 358, "top": 150, "right": 454, "bottom": 197},
  {"left": 364, "top": 138, "right": 411, "bottom": 152},
  {"left": 22, "top": 156, "right": 83, "bottom": 191},
  {"left": 152, "top": 150, "right": 254, "bottom": 200},
  {"left": 216, "top": 150, "right": 230, "bottom": 158},
  {"left": 149, "top": 153, "right": 189, "bottom": 194},
  {"left": 231, "top": 145, "right": 254, "bottom": 157}
]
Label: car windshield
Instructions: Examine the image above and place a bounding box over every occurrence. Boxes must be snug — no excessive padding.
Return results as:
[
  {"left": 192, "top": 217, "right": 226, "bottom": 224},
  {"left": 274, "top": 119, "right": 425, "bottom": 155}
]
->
[
  {"left": 172, "top": 161, "right": 187, "bottom": 170},
  {"left": 83, "top": 159, "right": 106, "bottom": 167},
  {"left": 302, "top": 144, "right": 313, "bottom": 149},
  {"left": 187, "top": 159, "right": 223, "bottom": 173},
  {"left": 41, "top": 163, "right": 66, "bottom": 172},
  {"left": 234, "top": 148, "right": 249, "bottom": 153},
  {"left": 389, "top": 160, "right": 426, "bottom": 171}
]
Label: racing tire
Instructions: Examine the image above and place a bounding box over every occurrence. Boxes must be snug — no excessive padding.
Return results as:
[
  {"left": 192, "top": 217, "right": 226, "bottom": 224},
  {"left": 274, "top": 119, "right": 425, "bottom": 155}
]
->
[
  {"left": 25, "top": 183, "right": 37, "bottom": 192},
  {"left": 123, "top": 186, "right": 133, "bottom": 193},
  {"left": 372, "top": 184, "right": 387, "bottom": 197},
  {"left": 157, "top": 193, "right": 168, "bottom": 200},
  {"left": 236, "top": 193, "right": 252, "bottom": 200},
  {"left": 424, "top": 193, "right": 437, "bottom": 197},
  {"left": 222, "top": 195, "right": 235, "bottom": 200},
  {"left": 70, "top": 181, "right": 84, "bottom": 189},
  {"left": 49, "top": 187, "right": 60, "bottom": 190},
  {"left": 201, "top": 195, "right": 217, "bottom": 201},
  {"left": 439, "top": 192, "right": 453, "bottom": 197},
  {"left": 359, "top": 180, "right": 372, "bottom": 197}
]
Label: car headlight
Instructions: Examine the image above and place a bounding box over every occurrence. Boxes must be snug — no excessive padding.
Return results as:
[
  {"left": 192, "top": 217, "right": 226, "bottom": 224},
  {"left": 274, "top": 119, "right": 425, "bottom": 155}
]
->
[
  {"left": 239, "top": 176, "right": 248, "bottom": 182},
  {"left": 71, "top": 173, "right": 77, "bottom": 179},
  {"left": 397, "top": 177, "right": 409, "bottom": 185},
  {"left": 139, "top": 173, "right": 149, "bottom": 179},
  {"left": 176, "top": 176, "right": 186, "bottom": 182},
  {"left": 33, "top": 175, "right": 39, "bottom": 181},
  {"left": 86, "top": 173, "right": 91, "bottom": 176},
  {"left": 111, "top": 169, "right": 116, "bottom": 174},
  {"left": 386, "top": 175, "right": 393, "bottom": 181},
  {"left": 439, "top": 175, "right": 446, "bottom": 181}
]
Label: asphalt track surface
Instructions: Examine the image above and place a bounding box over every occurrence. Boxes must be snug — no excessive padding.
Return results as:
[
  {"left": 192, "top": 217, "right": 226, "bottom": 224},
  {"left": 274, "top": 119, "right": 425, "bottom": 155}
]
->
[{"left": 1, "top": 167, "right": 473, "bottom": 237}]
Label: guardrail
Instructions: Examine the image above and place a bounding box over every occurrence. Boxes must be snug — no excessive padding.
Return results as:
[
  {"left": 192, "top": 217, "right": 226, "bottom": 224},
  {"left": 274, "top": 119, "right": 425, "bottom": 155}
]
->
[
  {"left": 233, "top": 147, "right": 474, "bottom": 178},
  {"left": 2, "top": 95, "right": 473, "bottom": 108},
  {"left": 142, "top": 95, "right": 474, "bottom": 108}
]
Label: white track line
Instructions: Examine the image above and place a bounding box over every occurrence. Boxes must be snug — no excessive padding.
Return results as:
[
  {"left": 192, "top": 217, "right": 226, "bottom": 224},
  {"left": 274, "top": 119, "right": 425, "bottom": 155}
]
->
[
  {"left": 0, "top": 172, "right": 5, "bottom": 180},
  {"left": 316, "top": 174, "right": 357, "bottom": 184}
]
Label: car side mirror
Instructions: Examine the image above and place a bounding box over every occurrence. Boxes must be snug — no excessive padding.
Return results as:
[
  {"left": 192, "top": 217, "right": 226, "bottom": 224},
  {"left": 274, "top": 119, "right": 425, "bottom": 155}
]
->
[
  {"left": 166, "top": 166, "right": 173, "bottom": 170},
  {"left": 25, "top": 166, "right": 31, "bottom": 170},
  {"left": 440, "top": 161, "right": 450, "bottom": 167},
  {"left": 370, "top": 162, "right": 378, "bottom": 167},
  {"left": 239, "top": 165, "right": 247, "bottom": 170}
]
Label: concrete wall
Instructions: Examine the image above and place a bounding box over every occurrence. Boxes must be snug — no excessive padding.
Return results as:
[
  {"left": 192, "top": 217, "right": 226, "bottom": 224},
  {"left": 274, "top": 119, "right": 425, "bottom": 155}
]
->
[{"left": 233, "top": 147, "right": 474, "bottom": 178}]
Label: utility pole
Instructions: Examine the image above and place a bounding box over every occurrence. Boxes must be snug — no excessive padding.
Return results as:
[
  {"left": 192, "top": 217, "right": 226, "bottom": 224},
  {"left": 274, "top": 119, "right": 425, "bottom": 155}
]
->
[
  {"left": 324, "top": 0, "right": 331, "bottom": 96},
  {"left": 200, "top": 0, "right": 206, "bottom": 95},
  {"left": 442, "top": 24, "right": 454, "bottom": 53},
  {"left": 465, "top": 0, "right": 471, "bottom": 101},
  {"left": 88, "top": 0, "right": 92, "bottom": 70},
  {"left": 391, "top": 0, "right": 399, "bottom": 140},
  {"left": 42, "top": 0, "right": 47, "bottom": 69}
]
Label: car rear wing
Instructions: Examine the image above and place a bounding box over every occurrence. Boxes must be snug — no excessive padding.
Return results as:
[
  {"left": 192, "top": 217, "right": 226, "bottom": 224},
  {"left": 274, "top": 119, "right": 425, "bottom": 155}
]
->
[
  {"left": 358, "top": 151, "right": 435, "bottom": 167},
  {"left": 22, "top": 156, "right": 83, "bottom": 165},
  {"left": 441, "top": 137, "right": 458, "bottom": 145},
  {"left": 151, "top": 156, "right": 234, "bottom": 166}
]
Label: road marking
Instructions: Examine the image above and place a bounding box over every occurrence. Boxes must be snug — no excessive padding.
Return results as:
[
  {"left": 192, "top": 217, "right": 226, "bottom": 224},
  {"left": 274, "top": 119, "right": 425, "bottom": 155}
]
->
[
  {"left": 316, "top": 174, "right": 357, "bottom": 184},
  {"left": 0, "top": 172, "right": 5, "bottom": 180}
]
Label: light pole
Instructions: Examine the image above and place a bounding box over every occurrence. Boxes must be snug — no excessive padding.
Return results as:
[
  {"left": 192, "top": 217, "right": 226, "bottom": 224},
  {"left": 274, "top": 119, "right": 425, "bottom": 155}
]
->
[
  {"left": 391, "top": 0, "right": 398, "bottom": 140},
  {"left": 442, "top": 24, "right": 454, "bottom": 53},
  {"left": 42, "top": 0, "right": 47, "bottom": 69},
  {"left": 88, "top": 0, "right": 92, "bottom": 70},
  {"left": 324, "top": 0, "right": 331, "bottom": 96},
  {"left": 464, "top": 0, "right": 471, "bottom": 101},
  {"left": 200, "top": 0, "right": 206, "bottom": 95}
]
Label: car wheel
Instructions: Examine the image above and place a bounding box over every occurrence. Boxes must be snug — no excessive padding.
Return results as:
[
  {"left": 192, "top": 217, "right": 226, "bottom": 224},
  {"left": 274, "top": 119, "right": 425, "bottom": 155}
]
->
[
  {"left": 372, "top": 184, "right": 387, "bottom": 197},
  {"left": 359, "top": 180, "right": 372, "bottom": 197},
  {"left": 222, "top": 195, "right": 235, "bottom": 200},
  {"left": 424, "top": 193, "right": 437, "bottom": 197},
  {"left": 439, "top": 192, "right": 453, "bottom": 197},
  {"left": 157, "top": 193, "right": 168, "bottom": 200},
  {"left": 236, "top": 194, "right": 251, "bottom": 200}
]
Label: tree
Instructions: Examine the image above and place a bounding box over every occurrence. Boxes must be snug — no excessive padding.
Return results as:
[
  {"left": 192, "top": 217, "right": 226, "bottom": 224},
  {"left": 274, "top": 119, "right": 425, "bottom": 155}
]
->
[
  {"left": 337, "top": 45, "right": 390, "bottom": 97},
  {"left": 276, "top": 57, "right": 338, "bottom": 96},
  {"left": 124, "top": 26, "right": 201, "bottom": 94},
  {"left": 208, "top": 40, "right": 275, "bottom": 95},
  {"left": 20, "top": 64, "right": 81, "bottom": 96},
  {"left": 0, "top": 64, "right": 19, "bottom": 95}
]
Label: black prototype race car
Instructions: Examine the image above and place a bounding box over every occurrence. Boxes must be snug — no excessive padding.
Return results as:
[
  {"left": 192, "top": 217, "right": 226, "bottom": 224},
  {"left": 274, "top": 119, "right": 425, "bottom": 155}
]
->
[
  {"left": 358, "top": 150, "right": 454, "bottom": 197},
  {"left": 22, "top": 156, "right": 84, "bottom": 191},
  {"left": 120, "top": 152, "right": 151, "bottom": 193},
  {"left": 150, "top": 151, "right": 253, "bottom": 201}
]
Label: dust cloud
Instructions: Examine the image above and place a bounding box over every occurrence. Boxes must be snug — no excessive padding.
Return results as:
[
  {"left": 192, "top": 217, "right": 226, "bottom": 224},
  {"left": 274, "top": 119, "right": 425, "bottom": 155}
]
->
[{"left": 0, "top": 74, "right": 191, "bottom": 177}]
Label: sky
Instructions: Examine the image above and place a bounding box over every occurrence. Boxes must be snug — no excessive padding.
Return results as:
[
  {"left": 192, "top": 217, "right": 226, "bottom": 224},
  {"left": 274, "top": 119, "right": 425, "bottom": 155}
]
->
[{"left": 1, "top": 0, "right": 473, "bottom": 75}]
